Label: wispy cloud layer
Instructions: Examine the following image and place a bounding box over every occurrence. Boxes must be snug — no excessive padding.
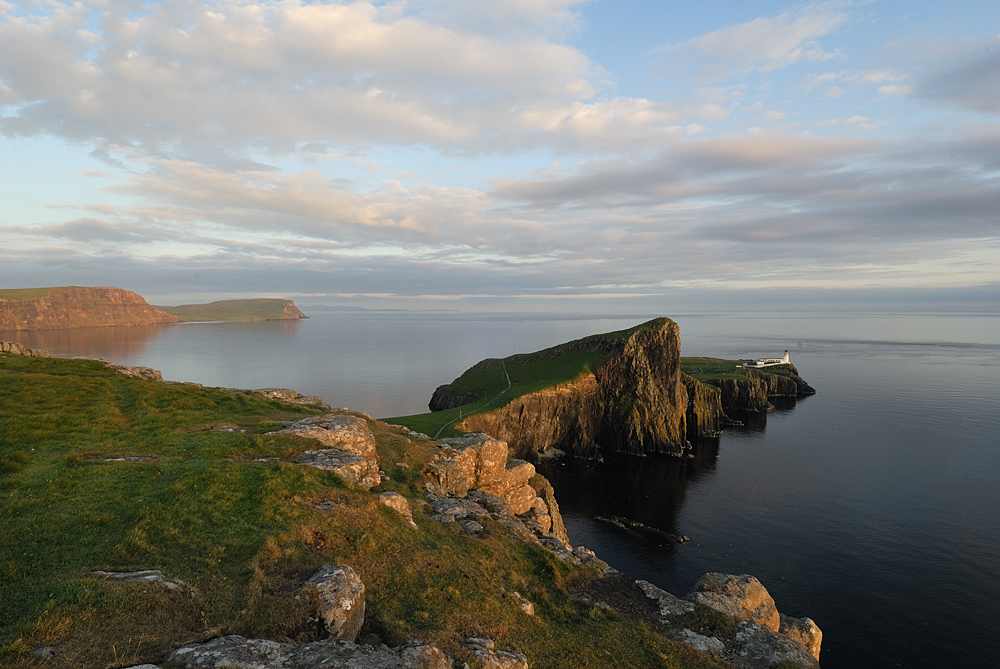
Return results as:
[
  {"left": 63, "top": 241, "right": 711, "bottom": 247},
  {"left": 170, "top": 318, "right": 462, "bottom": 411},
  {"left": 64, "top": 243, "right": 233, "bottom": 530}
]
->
[{"left": 1, "top": 1, "right": 998, "bottom": 307}]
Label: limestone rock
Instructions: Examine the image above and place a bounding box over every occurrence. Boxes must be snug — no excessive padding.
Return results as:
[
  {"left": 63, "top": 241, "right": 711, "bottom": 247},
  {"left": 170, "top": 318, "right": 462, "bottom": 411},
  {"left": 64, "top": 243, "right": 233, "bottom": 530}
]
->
[
  {"left": 426, "top": 494, "right": 489, "bottom": 522},
  {"left": 732, "top": 621, "right": 819, "bottom": 669},
  {"left": 377, "top": 491, "right": 417, "bottom": 529},
  {"left": 165, "top": 635, "right": 451, "bottom": 669},
  {"left": 0, "top": 341, "right": 50, "bottom": 357},
  {"left": 508, "top": 591, "right": 534, "bottom": 616},
  {"left": 686, "top": 573, "right": 780, "bottom": 632},
  {"left": 295, "top": 449, "right": 381, "bottom": 489},
  {"left": 304, "top": 565, "right": 366, "bottom": 642},
  {"left": 460, "top": 638, "right": 529, "bottom": 669},
  {"left": 425, "top": 445, "right": 478, "bottom": 497},
  {"left": 88, "top": 569, "right": 188, "bottom": 591},
  {"left": 504, "top": 484, "right": 537, "bottom": 515},
  {"left": 779, "top": 613, "right": 823, "bottom": 661},
  {"left": 279, "top": 415, "right": 378, "bottom": 463},
  {"left": 111, "top": 365, "right": 163, "bottom": 381},
  {"left": 478, "top": 459, "right": 535, "bottom": 498},
  {"left": 529, "top": 478, "right": 568, "bottom": 544},
  {"left": 521, "top": 497, "right": 552, "bottom": 534},
  {"left": 636, "top": 579, "right": 695, "bottom": 618},
  {"left": 677, "top": 629, "right": 726, "bottom": 657},
  {"left": 255, "top": 388, "right": 329, "bottom": 408}
]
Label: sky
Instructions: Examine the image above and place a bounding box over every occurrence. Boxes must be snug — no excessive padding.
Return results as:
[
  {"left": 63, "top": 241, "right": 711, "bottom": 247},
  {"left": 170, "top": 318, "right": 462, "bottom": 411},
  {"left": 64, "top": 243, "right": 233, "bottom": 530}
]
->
[{"left": 1, "top": 0, "right": 998, "bottom": 311}]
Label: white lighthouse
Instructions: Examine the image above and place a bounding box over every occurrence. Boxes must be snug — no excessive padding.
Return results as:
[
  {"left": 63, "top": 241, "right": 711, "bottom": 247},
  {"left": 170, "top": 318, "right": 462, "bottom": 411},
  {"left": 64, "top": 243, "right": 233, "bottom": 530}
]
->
[{"left": 784, "top": 350, "right": 790, "bottom": 364}]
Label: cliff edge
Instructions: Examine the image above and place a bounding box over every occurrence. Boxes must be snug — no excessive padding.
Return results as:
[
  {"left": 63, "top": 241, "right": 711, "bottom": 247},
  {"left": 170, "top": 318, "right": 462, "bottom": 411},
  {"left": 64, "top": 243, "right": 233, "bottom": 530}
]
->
[{"left": 0, "top": 286, "right": 182, "bottom": 331}]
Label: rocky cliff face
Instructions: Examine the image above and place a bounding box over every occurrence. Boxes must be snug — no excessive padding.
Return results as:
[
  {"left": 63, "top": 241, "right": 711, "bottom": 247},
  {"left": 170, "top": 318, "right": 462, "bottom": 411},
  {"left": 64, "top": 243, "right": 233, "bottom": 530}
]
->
[
  {"left": 0, "top": 287, "right": 181, "bottom": 331},
  {"left": 457, "top": 319, "right": 712, "bottom": 459},
  {"left": 706, "top": 366, "right": 815, "bottom": 413}
]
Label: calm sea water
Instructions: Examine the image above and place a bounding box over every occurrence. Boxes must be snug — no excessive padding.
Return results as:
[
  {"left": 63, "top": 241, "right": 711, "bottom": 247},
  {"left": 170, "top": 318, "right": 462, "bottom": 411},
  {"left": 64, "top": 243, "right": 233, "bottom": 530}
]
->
[{"left": 4, "top": 311, "right": 999, "bottom": 668}]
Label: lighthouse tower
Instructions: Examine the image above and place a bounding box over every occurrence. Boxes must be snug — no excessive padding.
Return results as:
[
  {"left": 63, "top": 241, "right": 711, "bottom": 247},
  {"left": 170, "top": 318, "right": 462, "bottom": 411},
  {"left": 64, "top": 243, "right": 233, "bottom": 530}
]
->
[{"left": 783, "top": 350, "right": 790, "bottom": 363}]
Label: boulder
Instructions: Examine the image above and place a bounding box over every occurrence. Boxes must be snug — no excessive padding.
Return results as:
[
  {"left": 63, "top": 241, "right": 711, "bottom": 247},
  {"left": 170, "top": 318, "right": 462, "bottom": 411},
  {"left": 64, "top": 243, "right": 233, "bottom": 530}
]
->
[
  {"left": 460, "top": 638, "right": 529, "bottom": 669},
  {"left": 279, "top": 415, "right": 378, "bottom": 463},
  {"left": 112, "top": 365, "right": 163, "bottom": 381},
  {"left": 164, "top": 636, "right": 451, "bottom": 669},
  {"left": 295, "top": 449, "right": 381, "bottom": 489},
  {"left": 304, "top": 565, "right": 366, "bottom": 642},
  {"left": 732, "top": 620, "right": 819, "bottom": 668},
  {"left": 686, "top": 573, "right": 780, "bottom": 632},
  {"left": 377, "top": 491, "right": 417, "bottom": 529},
  {"left": 780, "top": 613, "right": 823, "bottom": 661}
]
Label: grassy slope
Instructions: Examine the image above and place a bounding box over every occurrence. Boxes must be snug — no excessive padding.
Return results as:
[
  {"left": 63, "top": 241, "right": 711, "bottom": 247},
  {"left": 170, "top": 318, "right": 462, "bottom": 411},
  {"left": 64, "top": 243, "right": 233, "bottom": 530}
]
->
[
  {"left": 0, "top": 287, "right": 80, "bottom": 300},
  {"left": 385, "top": 319, "right": 664, "bottom": 437},
  {"left": 680, "top": 357, "right": 798, "bottom": 381},
  {"left": 156, "top": 299, "right": 300, "bottom": 322},
  {"left": 0, "top": 354, "right": 724, "bottom": 669}
]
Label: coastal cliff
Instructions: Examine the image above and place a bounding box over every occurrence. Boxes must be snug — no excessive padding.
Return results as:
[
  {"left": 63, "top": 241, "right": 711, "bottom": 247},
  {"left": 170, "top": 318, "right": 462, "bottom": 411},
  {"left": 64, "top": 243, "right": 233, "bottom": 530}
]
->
[
  {"left": 703, "top": 366, "right": 815, "bottom": 413},
  {"left": 454, "top": 318, "right": 701, "bottom": 459},
  {"left": 0, "top": 286, "right": 181, "bottom": 331}
]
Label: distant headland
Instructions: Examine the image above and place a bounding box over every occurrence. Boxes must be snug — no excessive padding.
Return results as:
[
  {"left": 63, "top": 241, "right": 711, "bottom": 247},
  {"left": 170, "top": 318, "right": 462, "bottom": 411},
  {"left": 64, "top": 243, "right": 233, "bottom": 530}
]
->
[{"left": 0, "top": 286, "right": 307, "bottom": 331}]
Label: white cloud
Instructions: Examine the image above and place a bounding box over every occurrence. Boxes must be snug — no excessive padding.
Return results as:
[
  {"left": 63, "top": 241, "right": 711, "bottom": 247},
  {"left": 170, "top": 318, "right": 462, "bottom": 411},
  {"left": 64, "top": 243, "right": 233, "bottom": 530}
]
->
[{"left": 656, "top": 2, "right": 849, "bottom": 80}]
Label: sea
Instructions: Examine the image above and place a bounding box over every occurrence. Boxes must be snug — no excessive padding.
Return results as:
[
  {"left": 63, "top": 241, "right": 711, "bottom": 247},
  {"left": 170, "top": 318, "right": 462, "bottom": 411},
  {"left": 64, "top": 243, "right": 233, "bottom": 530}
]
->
[{"left": 4, "top": 310, "right": 998, "bottom": 668}]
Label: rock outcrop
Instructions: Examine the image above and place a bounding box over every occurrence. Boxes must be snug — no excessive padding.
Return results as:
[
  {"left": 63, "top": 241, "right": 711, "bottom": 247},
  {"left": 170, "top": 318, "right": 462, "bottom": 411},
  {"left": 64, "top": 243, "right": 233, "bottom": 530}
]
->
[
  {"left": 0, "top": 341, "right": 50, "bottom": 357},
  {"left": 282, "top": 414, "right": 381, "bottom": 489},
  {"left": 424, "top": 433, "right": 575, "bottom": 549},
  {"left": 575, "top": 571, "right": 821, "bottom": 669},
  {"left": 305, "top": 565, "right": 366, "bottom": 642},
  {"left": 163, "top": 636, "right": 453, "bottom": 669},
  {"left": 705, "top": 366, "right": 816, "bottom": 413},
  {"left": 0, "top": 286, "right": 182, "bottom": 331}
]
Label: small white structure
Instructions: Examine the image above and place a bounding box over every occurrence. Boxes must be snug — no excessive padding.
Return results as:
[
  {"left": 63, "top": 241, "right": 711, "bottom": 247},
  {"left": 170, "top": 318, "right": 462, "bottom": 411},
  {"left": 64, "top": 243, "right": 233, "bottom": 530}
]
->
[{"left": 746, "top": 351, "right": 790, "bottom": 368}]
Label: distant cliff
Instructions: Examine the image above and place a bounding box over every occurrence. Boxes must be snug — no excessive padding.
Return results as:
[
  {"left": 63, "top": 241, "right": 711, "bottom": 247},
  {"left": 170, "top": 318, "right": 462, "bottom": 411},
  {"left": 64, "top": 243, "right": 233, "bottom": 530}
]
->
[
  {"left": 0, "top": 286, "right": 181, "bottom": 332},
  {"left": 703, "top": 366, "right": 815, "bottom": 413},
  {"left": 157, "top": 298, "right": 308, "bottom": 322}
]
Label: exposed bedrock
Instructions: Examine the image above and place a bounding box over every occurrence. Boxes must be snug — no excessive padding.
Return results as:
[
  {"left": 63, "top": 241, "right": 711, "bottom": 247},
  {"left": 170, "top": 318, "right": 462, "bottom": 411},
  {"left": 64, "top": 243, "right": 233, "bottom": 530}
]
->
[{"left": 706, "top": 366, "right": 816, "bottom": 413}]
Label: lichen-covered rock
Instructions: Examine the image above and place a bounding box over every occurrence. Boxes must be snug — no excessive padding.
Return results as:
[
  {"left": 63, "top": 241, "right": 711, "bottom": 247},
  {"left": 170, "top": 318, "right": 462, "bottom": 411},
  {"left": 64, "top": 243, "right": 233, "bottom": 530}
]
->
[
  {"left": 280, "top": 414, "right": 378, "bottom": 463},
  {"left": 295, "top": 449, "right": 381, "bottom": 489},
  {"left": 378, "top": 491, "right": 417, "bottom": 529},
  {"left": 305, "top": 565, "right": 366, "bottom": 642},
  {"left": 529, "top": 477, "right": 568, "bottom": 544},
  {"left": 111, "top": 365, "right": 163, "bottom": 381},
  {"left": 460, "top": 638, "right": 529, "bottom": 669},
  {"left": 255, "top": 388, "right": 329, "bottom": 407},
  {"left": 88, "top": 569, "right": 188, "bottom": 591},
  {"left": 732, "top": 620, "right": 819, "bottom": 669},
  {"left": 504, "top": 484, "right": 538, "bottom": 515},
  {"left": 636, "top": 579, "right": 695, "bottom": 618},
  {"left": 686, "top": 573, "right": 780, "bottom": 632},
  {"left": 165, "top": 635, "right": 451, "bottom": 669},
  {"left": 425, "top": 445, "right": 478, "bottom": 497},
  {"left": 779, "top": 613, "right": 823, "bottom": 661}
]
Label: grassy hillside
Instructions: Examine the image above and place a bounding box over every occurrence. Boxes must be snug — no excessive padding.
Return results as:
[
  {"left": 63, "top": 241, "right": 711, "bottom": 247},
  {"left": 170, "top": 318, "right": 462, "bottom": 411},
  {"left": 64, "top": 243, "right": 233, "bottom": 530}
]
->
[
  {"left": 0, "top": 353, "right": 723, "bottom": 669},
  {"left": 680, "top": 357, "right": 798, "bottom": 381},
  {"left": 157, "top": 298, "right": 305, "bottom": 322},
  {"left": 0, "top": 287, "right": 71, "bottom": 300},
  {"left": 385, "top": 318, "right": 665, "bottom": 438}
]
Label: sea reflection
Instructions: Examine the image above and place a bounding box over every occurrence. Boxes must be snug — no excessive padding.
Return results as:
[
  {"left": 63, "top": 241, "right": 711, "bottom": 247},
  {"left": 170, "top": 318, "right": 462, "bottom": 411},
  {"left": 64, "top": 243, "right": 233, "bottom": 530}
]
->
[
  {"left": 0, "top": 323, "right": 174, "bottom": 359},
  {"left": 537, "top": 437, "right": 721, "bottom": 544}
]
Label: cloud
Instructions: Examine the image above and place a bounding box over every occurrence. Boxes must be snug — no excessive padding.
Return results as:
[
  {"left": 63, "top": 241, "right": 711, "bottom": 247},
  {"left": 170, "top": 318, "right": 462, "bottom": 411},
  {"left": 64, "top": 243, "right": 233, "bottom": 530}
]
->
[
  {"left": 920, "top": 39, "right": 1000, "bottom": 113},
  {"left": 0, "top": 0, "right": 605, "bottom": 159},
  {"left": 656, "top": 2, "right": 849, "bottom": 80}
]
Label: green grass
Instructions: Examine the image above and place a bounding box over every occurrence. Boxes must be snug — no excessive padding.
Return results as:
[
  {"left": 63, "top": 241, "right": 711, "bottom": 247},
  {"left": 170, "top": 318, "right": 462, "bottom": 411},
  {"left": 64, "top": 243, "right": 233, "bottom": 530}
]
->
[
  {"left": 0, "top": 287, "right": 81, "bottom": 300},
  {"left": 680, "top": 357, "right": 797, "bottom": 381},
  {"left": 156, "top": 299, "right": 302, "bottom": 322},
  {"left": 0, "top": 353, "right": 725, "bottom": 669},
  {"left": 384, "top": 318, "right": 667, "bottom": 436}
]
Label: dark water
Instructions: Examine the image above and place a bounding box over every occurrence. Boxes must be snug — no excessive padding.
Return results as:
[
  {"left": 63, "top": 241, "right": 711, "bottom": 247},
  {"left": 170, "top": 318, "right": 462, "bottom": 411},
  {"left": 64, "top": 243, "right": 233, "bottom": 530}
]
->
[{"left": 4, "top": 312, "right": 999, "bottom": 667}]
